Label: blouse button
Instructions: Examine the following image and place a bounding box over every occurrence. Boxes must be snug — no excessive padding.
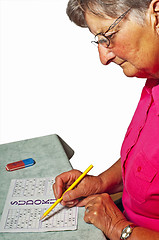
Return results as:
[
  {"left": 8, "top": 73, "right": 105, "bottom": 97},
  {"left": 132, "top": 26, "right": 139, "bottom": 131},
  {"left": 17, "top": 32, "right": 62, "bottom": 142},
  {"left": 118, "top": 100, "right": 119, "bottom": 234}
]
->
[{"left": 137, "top": 166, "right": 142, "bottom": 172}]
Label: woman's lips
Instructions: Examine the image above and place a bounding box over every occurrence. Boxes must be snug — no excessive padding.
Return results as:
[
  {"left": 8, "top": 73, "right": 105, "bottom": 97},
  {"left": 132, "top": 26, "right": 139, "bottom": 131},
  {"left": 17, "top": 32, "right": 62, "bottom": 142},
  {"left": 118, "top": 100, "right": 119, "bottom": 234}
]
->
[{"left": 119, "top": 60, "right": 127, "bottom": 66}]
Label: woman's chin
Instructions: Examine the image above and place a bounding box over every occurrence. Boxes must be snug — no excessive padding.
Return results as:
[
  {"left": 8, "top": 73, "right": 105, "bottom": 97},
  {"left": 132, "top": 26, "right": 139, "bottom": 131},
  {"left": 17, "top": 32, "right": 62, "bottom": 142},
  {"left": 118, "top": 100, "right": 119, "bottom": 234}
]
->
[{"left": 122, "top": 64, "right": 148, "bottom": 78}]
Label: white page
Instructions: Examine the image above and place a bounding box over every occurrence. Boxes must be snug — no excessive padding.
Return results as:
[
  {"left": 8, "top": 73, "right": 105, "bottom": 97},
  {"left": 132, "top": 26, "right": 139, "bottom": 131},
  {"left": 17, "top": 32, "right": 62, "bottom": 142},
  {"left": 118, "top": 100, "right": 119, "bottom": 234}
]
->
[{"left": 0, "top": 177, "right": 78, "bottom": 232}]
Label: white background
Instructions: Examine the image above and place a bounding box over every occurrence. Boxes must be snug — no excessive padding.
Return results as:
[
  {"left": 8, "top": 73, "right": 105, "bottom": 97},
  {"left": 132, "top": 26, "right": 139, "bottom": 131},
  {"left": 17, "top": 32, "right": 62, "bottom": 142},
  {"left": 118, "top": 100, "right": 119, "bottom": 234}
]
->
[{"left": 0, "top": 0, "right": 145, "bottom": 175}]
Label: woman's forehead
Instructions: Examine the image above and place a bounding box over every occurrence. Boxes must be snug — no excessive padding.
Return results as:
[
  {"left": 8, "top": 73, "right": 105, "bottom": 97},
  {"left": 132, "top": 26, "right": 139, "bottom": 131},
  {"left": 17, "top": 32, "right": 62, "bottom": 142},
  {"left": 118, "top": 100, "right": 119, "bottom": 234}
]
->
[{"left": 85, "top": 10, "right": 114, "bottom": 35}]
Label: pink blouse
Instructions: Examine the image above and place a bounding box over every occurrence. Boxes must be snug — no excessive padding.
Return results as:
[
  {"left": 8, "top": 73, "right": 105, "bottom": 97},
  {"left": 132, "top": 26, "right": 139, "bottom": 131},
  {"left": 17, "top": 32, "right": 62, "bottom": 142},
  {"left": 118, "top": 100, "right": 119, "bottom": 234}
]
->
[{"left": 121, "top": 79, "right": 159, "bottom": 232}]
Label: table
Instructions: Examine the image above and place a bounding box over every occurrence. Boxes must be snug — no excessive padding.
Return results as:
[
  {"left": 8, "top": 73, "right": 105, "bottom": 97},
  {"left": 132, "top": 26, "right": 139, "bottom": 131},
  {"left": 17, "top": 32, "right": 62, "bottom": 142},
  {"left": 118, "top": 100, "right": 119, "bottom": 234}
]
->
[{"left": 0, "top": 134, "right": 106, "bottom": 240}]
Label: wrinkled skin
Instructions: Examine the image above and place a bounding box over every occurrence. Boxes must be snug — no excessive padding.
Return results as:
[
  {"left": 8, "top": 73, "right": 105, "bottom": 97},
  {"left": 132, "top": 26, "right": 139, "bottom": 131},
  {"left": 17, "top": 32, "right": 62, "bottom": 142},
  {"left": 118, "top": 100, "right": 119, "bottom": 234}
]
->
[
  {"left": 84, "top": 193, "right": 127, "bottom": 240},
  {"left": 53, "top": 169, "right": 104, "bottom": 207}
]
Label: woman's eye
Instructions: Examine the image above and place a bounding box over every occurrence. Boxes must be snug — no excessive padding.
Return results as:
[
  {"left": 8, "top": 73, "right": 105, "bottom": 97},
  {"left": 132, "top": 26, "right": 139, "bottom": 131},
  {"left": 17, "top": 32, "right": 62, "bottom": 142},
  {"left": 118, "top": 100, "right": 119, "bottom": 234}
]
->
[{"left": 99, "top": 38, "right": 109, "bottom": 44}]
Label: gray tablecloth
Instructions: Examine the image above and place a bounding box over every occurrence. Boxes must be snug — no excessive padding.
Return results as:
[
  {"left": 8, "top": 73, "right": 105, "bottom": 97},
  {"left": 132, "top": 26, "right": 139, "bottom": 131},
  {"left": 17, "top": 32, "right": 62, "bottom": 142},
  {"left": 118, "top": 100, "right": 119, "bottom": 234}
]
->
[{"left": 0, "top": 134, "right": 106, "bottom": 240}]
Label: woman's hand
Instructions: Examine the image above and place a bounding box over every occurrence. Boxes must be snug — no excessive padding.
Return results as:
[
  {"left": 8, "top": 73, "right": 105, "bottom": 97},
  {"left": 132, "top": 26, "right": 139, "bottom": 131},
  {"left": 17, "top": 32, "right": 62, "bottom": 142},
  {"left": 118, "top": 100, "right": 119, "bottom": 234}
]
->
[
  {"left": 84, "top": 193, "right": 128, "bottom": 240},
  {"left": 53, "top": 169, "right": 103, "bottom": 207}
]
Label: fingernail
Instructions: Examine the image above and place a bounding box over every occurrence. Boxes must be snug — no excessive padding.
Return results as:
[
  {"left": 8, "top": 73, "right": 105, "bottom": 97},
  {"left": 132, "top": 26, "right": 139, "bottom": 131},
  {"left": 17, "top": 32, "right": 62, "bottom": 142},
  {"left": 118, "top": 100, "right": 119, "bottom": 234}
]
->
[{"left": 55, "top": 187, "right": 59, "bottom": 198}]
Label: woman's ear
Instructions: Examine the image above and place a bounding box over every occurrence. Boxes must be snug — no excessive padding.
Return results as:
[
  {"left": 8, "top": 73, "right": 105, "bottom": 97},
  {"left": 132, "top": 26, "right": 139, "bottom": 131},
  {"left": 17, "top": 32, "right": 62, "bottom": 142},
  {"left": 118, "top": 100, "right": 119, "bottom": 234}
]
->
[{"left": 147, "top": 0, "right": 159, "bottom": 34}]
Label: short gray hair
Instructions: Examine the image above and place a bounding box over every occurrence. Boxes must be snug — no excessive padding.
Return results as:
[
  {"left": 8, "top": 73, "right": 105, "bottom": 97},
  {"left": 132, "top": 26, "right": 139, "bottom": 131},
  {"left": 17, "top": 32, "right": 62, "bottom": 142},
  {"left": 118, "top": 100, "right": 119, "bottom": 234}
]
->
[{"left": 66, "top": 0, "right": 152, "bottom": 27}]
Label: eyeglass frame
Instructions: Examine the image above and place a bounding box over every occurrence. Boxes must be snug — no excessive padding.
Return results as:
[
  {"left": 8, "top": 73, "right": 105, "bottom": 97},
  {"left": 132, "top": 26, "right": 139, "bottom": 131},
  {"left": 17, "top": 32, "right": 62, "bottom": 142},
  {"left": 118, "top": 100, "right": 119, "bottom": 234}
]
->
[{"left": 91, "top": 8, "right": 131, "bottom": 48}]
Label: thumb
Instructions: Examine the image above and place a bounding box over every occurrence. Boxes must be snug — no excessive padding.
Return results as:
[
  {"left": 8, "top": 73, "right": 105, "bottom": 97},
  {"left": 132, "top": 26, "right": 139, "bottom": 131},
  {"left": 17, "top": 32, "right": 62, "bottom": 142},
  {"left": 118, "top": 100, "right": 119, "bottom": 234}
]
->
[{"left": 63, "top": 188, "right": 82, "bottom": 202}]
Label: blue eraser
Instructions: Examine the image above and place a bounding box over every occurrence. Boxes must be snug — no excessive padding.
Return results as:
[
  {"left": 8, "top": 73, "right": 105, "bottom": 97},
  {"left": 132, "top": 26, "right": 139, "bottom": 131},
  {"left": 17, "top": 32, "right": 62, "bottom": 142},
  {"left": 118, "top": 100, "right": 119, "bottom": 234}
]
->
[{"left": 22, "top": 158, "right": 36, "bottom": 168}]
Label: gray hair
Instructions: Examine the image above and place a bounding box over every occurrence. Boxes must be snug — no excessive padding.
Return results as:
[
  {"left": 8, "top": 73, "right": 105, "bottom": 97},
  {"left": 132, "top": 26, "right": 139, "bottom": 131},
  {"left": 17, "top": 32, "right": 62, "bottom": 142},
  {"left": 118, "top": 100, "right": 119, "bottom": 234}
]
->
[{"left": 66, "top": 0, "right": 152, "bottom": 27}]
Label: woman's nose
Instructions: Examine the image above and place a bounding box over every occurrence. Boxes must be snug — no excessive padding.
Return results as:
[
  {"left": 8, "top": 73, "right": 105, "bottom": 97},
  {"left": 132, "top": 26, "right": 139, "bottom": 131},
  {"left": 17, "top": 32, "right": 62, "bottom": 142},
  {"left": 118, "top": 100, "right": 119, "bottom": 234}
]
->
[{"left": 98, "top": 44, "right": 116, "bottom": 65}]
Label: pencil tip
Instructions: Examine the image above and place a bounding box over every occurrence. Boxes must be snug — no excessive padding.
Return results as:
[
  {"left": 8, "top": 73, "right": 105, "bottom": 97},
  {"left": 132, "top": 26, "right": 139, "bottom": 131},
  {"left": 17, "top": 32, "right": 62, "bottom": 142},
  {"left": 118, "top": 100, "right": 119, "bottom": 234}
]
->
[{"left": 40, "top": 215, "right": 45, "bottom": 221}]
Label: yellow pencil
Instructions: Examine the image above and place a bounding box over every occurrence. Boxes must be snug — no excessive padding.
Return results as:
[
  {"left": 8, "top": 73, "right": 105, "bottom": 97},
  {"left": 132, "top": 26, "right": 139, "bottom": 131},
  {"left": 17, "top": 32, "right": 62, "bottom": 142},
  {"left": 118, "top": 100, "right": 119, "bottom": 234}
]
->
[{"left": 40, "top": 164, "right": 94, "bottom": 220}]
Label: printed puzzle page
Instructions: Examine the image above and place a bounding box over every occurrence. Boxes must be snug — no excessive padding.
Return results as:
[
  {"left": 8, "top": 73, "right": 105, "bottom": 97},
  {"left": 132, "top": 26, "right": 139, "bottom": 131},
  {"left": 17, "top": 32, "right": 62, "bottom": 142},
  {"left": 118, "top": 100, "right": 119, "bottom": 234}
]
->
[{"left": 0, "top": 177, "right": 78, "bottom": 232}]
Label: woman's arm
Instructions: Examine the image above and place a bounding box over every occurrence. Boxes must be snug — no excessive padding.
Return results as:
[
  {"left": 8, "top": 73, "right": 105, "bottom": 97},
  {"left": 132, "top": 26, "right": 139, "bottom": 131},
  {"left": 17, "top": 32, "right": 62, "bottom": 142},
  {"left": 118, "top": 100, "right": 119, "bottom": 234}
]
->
[
  {"left": 99, "top": 158, "right": 123, "bottom": 194},
  {"left": 84, "top": 193, "right": 159, "bottom": 240},
  {"left": 128, "top": 226, "right": 159, "bottom": 240},
  {"left": 53, "top": 158, "right": 123, "bottom": 207}
]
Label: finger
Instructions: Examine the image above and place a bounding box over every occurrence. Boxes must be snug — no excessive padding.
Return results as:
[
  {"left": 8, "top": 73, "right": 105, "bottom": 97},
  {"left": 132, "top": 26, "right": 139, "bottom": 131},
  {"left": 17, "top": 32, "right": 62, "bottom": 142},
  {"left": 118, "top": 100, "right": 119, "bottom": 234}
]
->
[
  {"left": 53, "top": 171, "right": 75, "bottom": 199},
  {"left": 84, "top": 194, "right": 99, "bottom": 209},
  {"left": 53, "top": 170, "right": 82, "bottom": 199},
  {"left": 62, "top": 186, "right": 86, "bottom": 202},
  {"left": 85, "top": 207, "right": 90, "bottom": 214},
  {"left": 84, "top": 206, "right": 93, "bottom": 224},
  {"left": 84, "top": 196, "right": 100, "bottom": 223},
  {"left": 61, "top": 199, "right": 80, "bottom": 207},
  {"left": 53, "top": 183, "right": 58, "bottom": 199},
  {"left": 53, "top": 177, "right": 64, "bottom": 199},
  {"left": 77, "top": 195, "right": 98, "bottom": 207}
]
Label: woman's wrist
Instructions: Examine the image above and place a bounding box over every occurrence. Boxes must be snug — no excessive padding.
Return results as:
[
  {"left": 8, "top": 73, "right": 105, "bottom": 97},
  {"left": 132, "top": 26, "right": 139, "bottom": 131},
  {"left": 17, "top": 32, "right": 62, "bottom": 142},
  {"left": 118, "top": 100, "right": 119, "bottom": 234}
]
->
[
  {"left": 98, "top": 159, "right": 123, "bottom": 194},
  {"left": 110, "top": 219, "right": 134, "bottom": 240},
  {"left": 92, "top": 175, "right": 106, "bottom": 194}
]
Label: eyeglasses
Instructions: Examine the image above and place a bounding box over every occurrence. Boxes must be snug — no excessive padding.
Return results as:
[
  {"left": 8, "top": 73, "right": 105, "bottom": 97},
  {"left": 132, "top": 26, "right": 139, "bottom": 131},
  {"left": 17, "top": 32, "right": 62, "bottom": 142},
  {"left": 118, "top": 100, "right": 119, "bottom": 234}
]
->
[{"left": 91, "top": 8, "right": 131, "bottom": 48}]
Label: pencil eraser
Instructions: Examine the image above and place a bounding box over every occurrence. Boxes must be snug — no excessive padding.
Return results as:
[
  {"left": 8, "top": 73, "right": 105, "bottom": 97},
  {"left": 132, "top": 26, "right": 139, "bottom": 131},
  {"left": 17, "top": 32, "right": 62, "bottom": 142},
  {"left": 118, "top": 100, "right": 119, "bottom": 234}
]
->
[{"left": 6, "top": 158, "right": 36, "bottom": 171}]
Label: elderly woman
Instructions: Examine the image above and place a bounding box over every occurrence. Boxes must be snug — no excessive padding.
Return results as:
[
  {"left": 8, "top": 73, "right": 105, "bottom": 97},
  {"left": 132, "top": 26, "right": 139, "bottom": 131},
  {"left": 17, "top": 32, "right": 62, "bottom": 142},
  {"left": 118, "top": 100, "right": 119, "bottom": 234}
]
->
[{"left": 53, "top": 0, "right": 159, "bottom": 239}]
